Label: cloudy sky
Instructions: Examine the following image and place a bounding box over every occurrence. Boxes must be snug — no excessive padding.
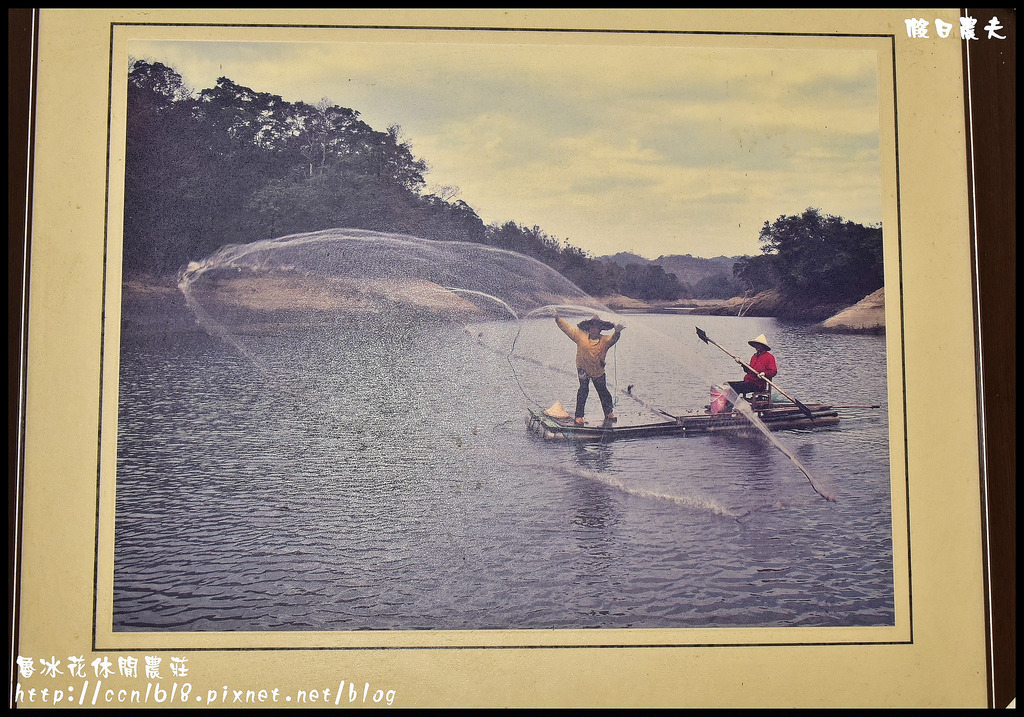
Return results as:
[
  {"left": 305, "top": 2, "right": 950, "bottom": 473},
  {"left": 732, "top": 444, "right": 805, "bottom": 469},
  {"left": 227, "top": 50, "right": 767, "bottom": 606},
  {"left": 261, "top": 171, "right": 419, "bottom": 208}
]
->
[{"left": 128, "top": 33, "right": 883, "bottom": 260}]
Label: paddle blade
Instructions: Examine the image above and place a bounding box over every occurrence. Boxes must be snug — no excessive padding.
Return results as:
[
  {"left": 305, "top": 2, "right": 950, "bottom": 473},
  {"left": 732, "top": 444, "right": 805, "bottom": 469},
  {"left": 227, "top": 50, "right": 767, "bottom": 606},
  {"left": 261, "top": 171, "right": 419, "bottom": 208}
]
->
[
  {"left": 793, "top": 398, "right": 816, "bottom": 421},
  {"left": 695, "top": 326, "right": 710, "bottom": 344}
]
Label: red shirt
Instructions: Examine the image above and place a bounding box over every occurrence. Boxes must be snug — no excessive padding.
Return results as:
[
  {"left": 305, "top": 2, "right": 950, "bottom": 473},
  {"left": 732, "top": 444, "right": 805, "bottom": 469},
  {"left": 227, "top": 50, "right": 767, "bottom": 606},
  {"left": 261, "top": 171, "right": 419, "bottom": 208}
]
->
[{"left": 744, "top": 351, "right": 777, "bottom": 390}]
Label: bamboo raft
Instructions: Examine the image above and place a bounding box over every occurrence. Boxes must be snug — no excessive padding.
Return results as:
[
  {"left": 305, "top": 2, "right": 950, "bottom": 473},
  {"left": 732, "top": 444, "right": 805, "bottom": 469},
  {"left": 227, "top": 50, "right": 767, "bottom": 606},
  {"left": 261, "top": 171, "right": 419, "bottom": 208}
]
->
[{"left": 525, "top": 401, "right": 841, "bottom": 442}]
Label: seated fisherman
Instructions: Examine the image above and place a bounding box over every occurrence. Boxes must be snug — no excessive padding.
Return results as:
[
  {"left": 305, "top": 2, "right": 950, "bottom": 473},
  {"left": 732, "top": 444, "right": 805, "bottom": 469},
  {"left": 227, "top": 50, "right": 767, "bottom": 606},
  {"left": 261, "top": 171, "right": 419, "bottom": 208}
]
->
[{"left": 726, "top": 333, "right": 777, "bottom": 404}]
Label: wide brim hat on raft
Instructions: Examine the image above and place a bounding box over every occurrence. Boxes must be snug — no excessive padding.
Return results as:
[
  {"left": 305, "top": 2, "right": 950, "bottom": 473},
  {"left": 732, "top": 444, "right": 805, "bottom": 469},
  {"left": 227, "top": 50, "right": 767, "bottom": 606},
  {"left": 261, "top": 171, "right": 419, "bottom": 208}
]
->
[
  {"left": 748, "top": 334, "right": 771, "bottom": 351},
  {"left": 578, "top": 315, "right": 615, "bottom": 332}
]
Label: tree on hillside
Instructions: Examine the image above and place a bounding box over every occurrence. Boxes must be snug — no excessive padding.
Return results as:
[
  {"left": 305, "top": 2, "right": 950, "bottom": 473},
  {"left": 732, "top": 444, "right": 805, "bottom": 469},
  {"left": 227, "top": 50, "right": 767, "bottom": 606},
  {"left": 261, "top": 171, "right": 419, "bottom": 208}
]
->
[
  {"left": 479, "top": 223, "right": 592, "bottom": 293},
  {"left": 691, "top": 272, "right": 744, "bottom": 299},
  {"left": 124, "top": 60, "right": 206, "bottom": 275},
  {"left": 732, "top": 254, "right": 780, "bottom": 294},
  {"left": 756, "top": 208, "right": 883, "bottom": 302},
  {"left": 123, "top": 59, "right": 486, "bottom": 277},
  {"left": 556, "top": 242, "right": 620, "bottom": 297},
  {"left": 618, "top": 264, "right": 687, "bottom": 301}
]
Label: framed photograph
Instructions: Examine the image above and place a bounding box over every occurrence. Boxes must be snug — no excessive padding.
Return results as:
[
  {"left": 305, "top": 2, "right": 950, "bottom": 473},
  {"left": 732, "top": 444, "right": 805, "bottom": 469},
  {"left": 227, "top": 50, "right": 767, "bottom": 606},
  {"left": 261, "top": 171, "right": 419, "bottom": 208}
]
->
[{"left": 10, "top": 9, "right": 1014, "bottom": 708}]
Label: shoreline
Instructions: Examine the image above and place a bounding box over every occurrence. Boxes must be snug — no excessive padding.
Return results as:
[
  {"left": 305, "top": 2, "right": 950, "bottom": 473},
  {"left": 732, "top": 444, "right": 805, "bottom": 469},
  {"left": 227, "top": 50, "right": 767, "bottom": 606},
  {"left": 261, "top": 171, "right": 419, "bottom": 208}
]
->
[
  {"left": 601, "top": 288, "right": 886, "bottom": 334},
  {"left": 119, "top": 275, "right": 885, "bottom": 335}
]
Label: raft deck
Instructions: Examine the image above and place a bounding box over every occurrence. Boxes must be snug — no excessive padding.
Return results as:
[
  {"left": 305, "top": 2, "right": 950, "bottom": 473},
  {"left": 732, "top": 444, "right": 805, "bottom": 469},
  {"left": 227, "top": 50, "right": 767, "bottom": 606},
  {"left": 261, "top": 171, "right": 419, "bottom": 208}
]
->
[{"left": 525, "top": 403, "right": 840, "bottom": 442}]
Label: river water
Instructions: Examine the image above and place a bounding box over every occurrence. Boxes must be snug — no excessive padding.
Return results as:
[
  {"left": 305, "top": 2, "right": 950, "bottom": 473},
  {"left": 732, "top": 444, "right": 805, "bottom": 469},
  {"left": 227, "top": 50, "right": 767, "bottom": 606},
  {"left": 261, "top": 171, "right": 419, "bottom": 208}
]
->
[{"left": 113, "top": 307, "right": 894, "bottom": 632}]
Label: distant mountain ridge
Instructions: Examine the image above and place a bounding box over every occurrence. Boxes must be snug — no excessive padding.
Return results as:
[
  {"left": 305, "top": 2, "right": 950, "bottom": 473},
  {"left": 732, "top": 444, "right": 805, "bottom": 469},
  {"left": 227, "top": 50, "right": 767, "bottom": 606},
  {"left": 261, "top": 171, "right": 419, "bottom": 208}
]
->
[{"left": 600, "top": 252, "right": 745, "bottom": 292}]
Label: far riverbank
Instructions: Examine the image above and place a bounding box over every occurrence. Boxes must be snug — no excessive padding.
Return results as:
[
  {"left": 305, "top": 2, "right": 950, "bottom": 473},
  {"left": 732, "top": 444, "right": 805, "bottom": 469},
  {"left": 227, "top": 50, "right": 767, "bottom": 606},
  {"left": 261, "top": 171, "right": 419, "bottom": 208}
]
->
[
  {"left": 601, "top": 288, "right": 886, "bottom": 334},
  {"left": 119, "top": 274, "right": 885, "bottom": 337}
]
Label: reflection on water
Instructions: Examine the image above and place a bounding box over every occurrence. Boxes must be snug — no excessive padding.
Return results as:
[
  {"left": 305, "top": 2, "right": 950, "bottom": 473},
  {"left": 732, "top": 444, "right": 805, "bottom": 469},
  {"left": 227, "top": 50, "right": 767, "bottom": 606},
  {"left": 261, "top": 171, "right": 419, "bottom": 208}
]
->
[{"left": 113, "top": 313, "right": 893, "bottom": 632}]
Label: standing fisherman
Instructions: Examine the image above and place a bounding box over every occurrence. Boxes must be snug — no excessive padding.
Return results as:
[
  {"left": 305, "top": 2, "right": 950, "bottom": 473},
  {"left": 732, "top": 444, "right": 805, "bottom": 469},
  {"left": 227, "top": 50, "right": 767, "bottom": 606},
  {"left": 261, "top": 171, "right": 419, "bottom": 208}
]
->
[{"left": 555, "top": 313, "right": 624, "bottom": 425}]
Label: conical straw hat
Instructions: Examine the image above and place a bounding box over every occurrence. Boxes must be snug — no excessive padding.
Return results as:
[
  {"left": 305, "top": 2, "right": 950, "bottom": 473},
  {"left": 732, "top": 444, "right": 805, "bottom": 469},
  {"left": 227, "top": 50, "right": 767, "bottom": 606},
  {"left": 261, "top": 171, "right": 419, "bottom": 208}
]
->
[
  {"left": 748, "top": 334, "right": 771, "bottom": 351},
  {"left": 544, "top": 401, "right": 571, "bottom": 419}
]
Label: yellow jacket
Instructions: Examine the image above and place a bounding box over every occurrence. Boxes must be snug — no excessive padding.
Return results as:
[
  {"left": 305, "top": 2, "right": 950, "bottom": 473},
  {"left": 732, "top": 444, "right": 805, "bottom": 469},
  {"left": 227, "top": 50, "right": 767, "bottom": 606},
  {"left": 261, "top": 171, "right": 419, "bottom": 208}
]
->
[{"left": 556, "top": 316, "right": 621, "bottom": 378}]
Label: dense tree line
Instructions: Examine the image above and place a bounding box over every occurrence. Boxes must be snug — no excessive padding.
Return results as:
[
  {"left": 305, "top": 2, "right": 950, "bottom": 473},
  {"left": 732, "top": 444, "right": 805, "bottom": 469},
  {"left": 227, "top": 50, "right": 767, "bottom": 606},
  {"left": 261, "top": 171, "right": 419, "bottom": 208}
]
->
[
  {"left": 122, "top": 59, "right": 687, "bottom": 300},
  {"left": 481, "top": 222, "right": 689, "bottom": 299},
  {"left": 733, "top": 208, "right": 884, "bottom": 304}
]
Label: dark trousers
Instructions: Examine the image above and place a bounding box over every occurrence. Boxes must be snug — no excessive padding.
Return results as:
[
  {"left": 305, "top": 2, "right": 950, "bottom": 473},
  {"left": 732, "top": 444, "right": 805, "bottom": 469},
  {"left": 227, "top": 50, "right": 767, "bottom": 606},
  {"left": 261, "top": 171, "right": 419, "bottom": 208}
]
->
[
  {"left": 727, "top": 381, "right": 772, "bottom": 410},
  {"left": 727, "top": 380, "right": 764, "bottom": 397},
  {"left": 576, "top": 370, "right": 614, "bottom": 418}
]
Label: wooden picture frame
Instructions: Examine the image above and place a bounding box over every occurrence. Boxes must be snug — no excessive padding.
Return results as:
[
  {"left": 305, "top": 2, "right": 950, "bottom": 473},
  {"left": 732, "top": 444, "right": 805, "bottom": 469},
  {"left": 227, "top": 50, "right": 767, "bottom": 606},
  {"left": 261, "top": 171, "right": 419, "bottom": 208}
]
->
[{"left": 9, "top": 8, "right": 1014, "bottom": 708}]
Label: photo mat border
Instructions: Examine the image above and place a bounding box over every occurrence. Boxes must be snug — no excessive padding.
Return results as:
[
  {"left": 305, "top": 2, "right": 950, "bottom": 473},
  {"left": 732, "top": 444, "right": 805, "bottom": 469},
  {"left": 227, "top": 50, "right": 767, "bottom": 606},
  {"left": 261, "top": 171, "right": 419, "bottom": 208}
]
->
[{"left": 96, "top": 19, "right": 909, "bottom": 653}]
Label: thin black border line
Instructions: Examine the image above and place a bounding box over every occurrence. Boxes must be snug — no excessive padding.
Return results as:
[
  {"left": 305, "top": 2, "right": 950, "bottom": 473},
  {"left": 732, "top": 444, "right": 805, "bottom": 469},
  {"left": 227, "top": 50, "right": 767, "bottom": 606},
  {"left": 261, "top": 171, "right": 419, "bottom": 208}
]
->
[
  {"left": 9, "top": 7, "right": 40, "bottom": 708},
  {"left": 79, "top": 637, "right": 921, "bottom": 653},
  {"left": 90, "top": 12, "right": 118, "bottom": 663},
  {"left": 93, "top": 21, "right": 910, "bottom": 653},
  {"left": 962, "top": 24, "right": 989, "bottom": 707},
  {"left": 102, "top": 20, "right": 899, "bottom": 40},
  {"left": 889, "top": 26, "right": 913, "bottom": 651}
]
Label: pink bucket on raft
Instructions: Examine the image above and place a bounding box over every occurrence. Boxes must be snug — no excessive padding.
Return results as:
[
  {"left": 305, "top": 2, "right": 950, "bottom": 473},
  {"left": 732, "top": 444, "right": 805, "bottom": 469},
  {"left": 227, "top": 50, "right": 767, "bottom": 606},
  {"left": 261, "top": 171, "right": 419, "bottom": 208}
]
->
[{"left": 709, "top": 385, "right": 729, "bottom": 415}]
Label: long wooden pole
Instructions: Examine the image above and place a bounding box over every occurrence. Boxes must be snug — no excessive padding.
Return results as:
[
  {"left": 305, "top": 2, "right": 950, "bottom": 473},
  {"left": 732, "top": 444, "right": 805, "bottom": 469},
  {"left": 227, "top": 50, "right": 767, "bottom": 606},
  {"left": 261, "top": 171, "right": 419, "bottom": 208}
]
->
[{"left": 695, "top": 326, "right": 817, "bottom": 420}]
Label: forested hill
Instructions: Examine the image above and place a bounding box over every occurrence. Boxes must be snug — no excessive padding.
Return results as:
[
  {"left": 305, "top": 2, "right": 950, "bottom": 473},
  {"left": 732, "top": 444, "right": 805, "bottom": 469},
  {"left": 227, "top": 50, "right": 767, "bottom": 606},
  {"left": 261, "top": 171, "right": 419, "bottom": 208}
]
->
[
  {"left": 124, "top": 60, "right": 883, "bottom": 308},
  {"left": 123, "top": 59, "right": 690, "bottom": 301}
]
